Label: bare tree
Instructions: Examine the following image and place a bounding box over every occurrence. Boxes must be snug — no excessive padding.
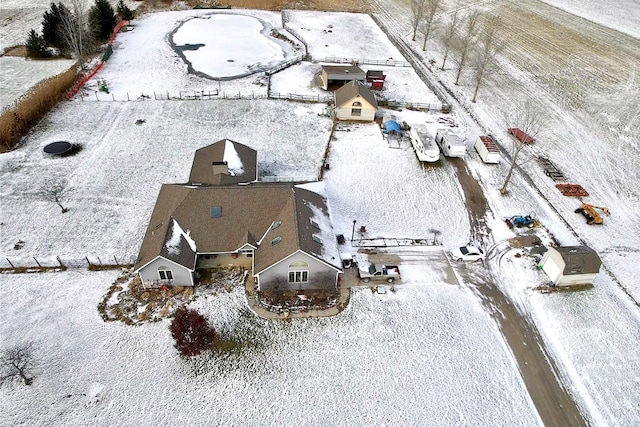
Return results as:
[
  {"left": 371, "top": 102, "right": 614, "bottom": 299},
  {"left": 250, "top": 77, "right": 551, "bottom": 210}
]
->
[
  {"left": 471, "top": 15, "right": 504, "bottom": 102},
  {"left": 0, "top": 343, "right": 35, "bottom": 386},
  {"left": 453, "top": 11, "right": 480, "bottom": 85},
  {"left": 500, "top": 101, "right": 544, "bottom": 195},
  {"left": 420, "top": 0, "right": 441, "bottom": 51},
  {"left": 410, "top": 0, "right": 427, "bottom": 41},
  {"left": 41, "top": 182, "right": 70, "bottom": 213},
  {"left": 440, "top": 10, "right": 460, "bottom": 70},
  {"left": 60, "top": 0, "right": 90, "bottom": 64}
]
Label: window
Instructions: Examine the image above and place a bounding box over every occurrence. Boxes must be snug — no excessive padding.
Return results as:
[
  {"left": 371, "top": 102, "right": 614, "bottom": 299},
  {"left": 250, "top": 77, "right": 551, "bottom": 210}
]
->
[
  {"left": 271, "top": 236, "right": 282, "bottom": 246},
  {"left": 210, "top": 206, "right": 222, "bottom": 218},
  {"left": 351, "top": 108, "right": 362, "bottom": 116},
  {"left": 271, "top": 220, "right": 281, "bottom": 230},
  {"left": 288, "top": 260, "right": 309, "bottom": 283},
  {"left": 241, "top": 249, "right": 253, "bottom": 258},
  {"left": 312, "top": 234, "right": 323, "bottom": 244},
  {"left": 288, "top": 271, "right": 308, "bottom": 283},
  {"left": 289, "top": 261, "right": 308, "bottom": 268},
  {"left": 310, "top": 219, "right": 319, "bottom": 229},
  {"left": 158, "top": 266, "right": 173, "bottom": 280},
  {"left": 352, "top": 101, "right": 362, "bottom": 107}
]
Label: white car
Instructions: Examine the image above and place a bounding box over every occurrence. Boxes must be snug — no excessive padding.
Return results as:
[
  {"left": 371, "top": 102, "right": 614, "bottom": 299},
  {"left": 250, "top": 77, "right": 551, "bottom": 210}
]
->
[{"left": 451, "top": 245, "right": 486, "bottom": 262}]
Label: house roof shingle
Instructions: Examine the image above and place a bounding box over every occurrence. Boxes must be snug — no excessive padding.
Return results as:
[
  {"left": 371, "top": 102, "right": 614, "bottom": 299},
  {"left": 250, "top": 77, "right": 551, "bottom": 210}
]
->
[
  {"left": 334, "top": 80, "right": 378, "bottom": 109},
  {"left": 189, "top": 139, "right": 257, "bottom": 185},
  {"left": 135, "top": 183, "right": 342, "bottom": 273}
]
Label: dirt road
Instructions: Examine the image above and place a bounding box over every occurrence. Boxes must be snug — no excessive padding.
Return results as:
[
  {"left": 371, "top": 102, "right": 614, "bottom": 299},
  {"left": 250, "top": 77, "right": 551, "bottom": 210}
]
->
[{"left": 364, "top": 0, "right": 598, "bottom": 423}]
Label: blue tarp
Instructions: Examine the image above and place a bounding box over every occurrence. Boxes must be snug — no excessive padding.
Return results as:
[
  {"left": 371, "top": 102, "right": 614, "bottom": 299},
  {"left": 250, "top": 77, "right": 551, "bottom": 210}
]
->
[{"left": 384, "top": 120, "right": 402, "bottom": 134}]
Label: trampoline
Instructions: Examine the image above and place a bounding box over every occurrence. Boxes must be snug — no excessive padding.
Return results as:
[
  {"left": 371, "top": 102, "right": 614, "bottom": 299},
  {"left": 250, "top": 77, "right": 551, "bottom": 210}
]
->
[{"left": 43, "top": 141, "right": 73, "bottom": 156}]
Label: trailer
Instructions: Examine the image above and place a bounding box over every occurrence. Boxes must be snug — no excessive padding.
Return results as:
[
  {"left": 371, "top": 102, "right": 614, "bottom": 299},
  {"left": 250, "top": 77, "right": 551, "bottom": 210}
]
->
[
  {"left": 409, "top": 124, "right": 440, "bottom": 162},
  {"left": 475, "top": 135, "right": 500, "bottom": 164},
  {"left": 435, "top": 129, "right": 466, "bottom": 158}
]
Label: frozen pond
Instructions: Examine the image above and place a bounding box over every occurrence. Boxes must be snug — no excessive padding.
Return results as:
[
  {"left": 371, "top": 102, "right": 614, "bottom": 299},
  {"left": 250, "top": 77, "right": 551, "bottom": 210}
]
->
[{"left": 170, "top": 14, "right": 295, "bottom": 80}]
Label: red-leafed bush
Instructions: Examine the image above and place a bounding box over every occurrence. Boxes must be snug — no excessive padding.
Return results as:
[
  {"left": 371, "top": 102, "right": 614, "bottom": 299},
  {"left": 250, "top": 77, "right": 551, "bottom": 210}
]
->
[{"left": 170, "top": 308, "right": 217, "bottom": 357}]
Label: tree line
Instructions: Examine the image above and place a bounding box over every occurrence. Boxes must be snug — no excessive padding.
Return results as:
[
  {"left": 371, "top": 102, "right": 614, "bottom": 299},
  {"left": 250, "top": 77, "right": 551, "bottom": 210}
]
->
[
  {"left": 26, "top": 0, "right": 134, "bottom": 61},
  {"left": 410, "top": 0, "right": 504, "bottom": 103}
]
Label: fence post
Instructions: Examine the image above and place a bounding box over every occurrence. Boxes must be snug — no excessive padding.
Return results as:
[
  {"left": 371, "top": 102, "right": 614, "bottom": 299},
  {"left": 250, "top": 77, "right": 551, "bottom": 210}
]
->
[
  {"left": 114, "top": 256, "right": 119, "bottom": 265},
  {"left": 95, "top": 92, "right": 99, "bottom": 101},
  {"left": 112, "top": 94, "right": 115, "bottom": 101},
  {"left": 33, "top": 257, "right": 42, "bottom": 268},
  {"left": 6, "top": 258, "right": 14, "bottom": 268},
  {"left": 127, "top": 92, "right": 130, "bottom": 101},
  {"left": 97, "top": 256, "right": 102, "bottom": 265},
  {"left": 167, "top": 91, "right": 170, "bottom": 100},
  {"left": 57, "top": 256, "right": 65, "bottom": 268}
]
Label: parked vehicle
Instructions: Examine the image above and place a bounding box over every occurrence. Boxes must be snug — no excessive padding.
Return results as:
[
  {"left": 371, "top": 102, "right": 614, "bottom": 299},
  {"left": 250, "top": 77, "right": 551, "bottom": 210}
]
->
[
  {"left": 358, "top": 263, "right": 400, "bottom": 282},
  {"left": 575, "top": 203, "right": 610, "bottom": 225},
  {"left": 435, "top": 129, "right": 466, "bottom": 158},
  {"left": 409, "top": 124, "right": 440, "bottom": 162},
  {"left": 475, "top": 135, "right": 500, "bottom": 164},
  {"left": 505, "top": 213, "right": 539, "bottom": 228},
  {"left": 450, "top": 245, "right": 486, "bottom": 262}
]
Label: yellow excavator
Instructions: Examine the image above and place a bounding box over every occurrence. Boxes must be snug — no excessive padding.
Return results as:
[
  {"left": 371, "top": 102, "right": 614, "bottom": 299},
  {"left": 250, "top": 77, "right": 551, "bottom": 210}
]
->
[{"left": 574, "top": 203, "right": 610, "bottom": 225}]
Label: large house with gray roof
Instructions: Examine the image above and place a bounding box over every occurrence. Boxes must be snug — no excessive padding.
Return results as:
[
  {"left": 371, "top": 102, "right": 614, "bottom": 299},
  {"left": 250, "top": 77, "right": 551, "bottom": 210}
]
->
[{"left": 134, "top": 139, "right": 342, "bottom": 292}]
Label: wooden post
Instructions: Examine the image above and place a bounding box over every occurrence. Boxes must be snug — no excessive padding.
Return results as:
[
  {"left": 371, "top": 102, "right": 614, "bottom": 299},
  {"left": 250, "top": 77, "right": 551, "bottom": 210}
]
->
[
  {"left": 33, "top": 257, "right": 42, "bottom": 267},
  {"left": 95, "top": 92, "right": 99, "bottom": 101},
  {"left": 114, "top": 256, "right": 119, "bottom": 265},
  {"left": 57, "top": 256, "right": 64, "bottom": 268},
  {"left": 6, "top": 258, "right": 14, "bottom": 268},
  {"left": 112, "top": 94, "right": 115, "bottom": 101},
  {"left": 97, "top": 256, "right": 102, "bottom": 265},
  {"left": 127, "top": 92, "right": 130, "bottom": 101}
]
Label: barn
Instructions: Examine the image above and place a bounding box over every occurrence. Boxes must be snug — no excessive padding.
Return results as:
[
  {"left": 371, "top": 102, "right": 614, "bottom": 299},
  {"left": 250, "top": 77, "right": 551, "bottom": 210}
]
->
[{"left": 320, "top": 65, "right": 366, "bottom": 90}]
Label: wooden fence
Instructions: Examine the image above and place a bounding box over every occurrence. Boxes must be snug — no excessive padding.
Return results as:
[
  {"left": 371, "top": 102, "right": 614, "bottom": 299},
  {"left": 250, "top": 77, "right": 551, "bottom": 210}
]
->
[
  {"left": 324, "top": 56, "right": 411, "bottom": 67},
  {"left": 1, "top": 255, "right": 133, "bottom": 273}
]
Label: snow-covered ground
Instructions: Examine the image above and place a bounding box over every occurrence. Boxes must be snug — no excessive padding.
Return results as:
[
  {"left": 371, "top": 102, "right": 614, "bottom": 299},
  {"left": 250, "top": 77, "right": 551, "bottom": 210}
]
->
[
  {"left": 2, "top": 4, "right": 640, "bottom": 425},
  {"left": 539, "top": 0, "right": 640, "bottom": 39},
  {"left": 0, "top": 57, "right": 75, "bottom": 112},
  {"left": 0, "top": 271, "right": 540, "bottom": 426}
]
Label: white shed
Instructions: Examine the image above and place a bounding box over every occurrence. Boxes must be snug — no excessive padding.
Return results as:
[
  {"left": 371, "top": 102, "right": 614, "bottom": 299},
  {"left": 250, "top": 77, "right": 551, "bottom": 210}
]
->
[{"left": 538, "top": 246, "right": 602, "bottom": 286}]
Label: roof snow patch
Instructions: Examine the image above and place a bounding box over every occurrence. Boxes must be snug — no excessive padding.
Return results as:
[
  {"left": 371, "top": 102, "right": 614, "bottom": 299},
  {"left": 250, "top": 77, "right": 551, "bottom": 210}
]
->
[
  {"left": 165, "top": 218, "right": 197, "bottom": 255},
  {"left": 224, "top": 140, "right": 244, "bottom": 177}
]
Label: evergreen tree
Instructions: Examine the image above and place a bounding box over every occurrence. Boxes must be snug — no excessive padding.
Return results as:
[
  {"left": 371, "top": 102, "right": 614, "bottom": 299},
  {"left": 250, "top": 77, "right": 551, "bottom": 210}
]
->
[
  {"left": 26, "top": 29, "right": 51, "bottom": 58},
  {"left": 116, "top": 0, "right": 134, "bottom": 21},
  {"left": 41, "top": 2, "right": 71, "bottom": 50},
  {"left": 89, "top": 0, "right": 117, "bottom": 42}
]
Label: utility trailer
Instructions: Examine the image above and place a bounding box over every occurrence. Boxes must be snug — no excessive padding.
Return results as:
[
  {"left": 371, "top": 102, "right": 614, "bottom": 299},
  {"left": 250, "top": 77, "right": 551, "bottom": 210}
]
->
[{"left": 475, "top": 135, "right": 500, "bottom": 164}]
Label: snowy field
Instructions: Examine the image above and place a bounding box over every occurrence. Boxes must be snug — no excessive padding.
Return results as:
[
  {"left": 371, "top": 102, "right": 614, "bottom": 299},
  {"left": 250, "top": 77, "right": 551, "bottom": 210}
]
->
[
  {"left": 2, "top": 3, "right": 640, "bottom": 425},
  {"left": 0, "top": 99, "right": 332, "bottom": 263},
  {"left": 0, "top": 271, "right": 540, "bottom": 426},
  {"left": 0, "top": 57, "right": 75, "bottom": 112},
  {"left": 540, "top": 0, "right": 640, "bottom": 39}
]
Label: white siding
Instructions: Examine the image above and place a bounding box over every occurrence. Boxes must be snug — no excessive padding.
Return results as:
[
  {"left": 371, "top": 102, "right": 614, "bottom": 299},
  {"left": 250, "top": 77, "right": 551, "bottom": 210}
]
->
[{"left": 138, "top": 257, "right": 194, "bottom": 287}]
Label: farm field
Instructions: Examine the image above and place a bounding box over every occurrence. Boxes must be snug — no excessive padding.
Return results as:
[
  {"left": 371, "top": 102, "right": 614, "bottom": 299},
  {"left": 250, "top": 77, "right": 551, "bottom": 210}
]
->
[{"left": 1, "top": 1, "right": 640, "bottom": 426}]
